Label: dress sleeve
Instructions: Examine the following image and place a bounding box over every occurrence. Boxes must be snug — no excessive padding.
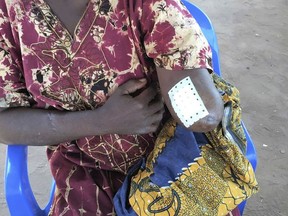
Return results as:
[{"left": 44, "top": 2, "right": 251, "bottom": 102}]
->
[
  {"left": 139, "top": 0, "right": 213, "bottom": 71},
  {"left": 0, "top": 2, "right": 31, "bottom": 108}
]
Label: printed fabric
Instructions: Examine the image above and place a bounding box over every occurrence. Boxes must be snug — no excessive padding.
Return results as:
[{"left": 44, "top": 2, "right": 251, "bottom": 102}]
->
[
  {"left": 123, "top": 74, "right": 259, "bottom": 216},
  {"left": 0, "top": 0, "right": 214, "bottom": 215}
]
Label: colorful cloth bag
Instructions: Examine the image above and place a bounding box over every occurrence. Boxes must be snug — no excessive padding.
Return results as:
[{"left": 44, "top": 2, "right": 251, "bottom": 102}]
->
[{"left": 114, "top": 73, "right": 259, "bottom": 216}]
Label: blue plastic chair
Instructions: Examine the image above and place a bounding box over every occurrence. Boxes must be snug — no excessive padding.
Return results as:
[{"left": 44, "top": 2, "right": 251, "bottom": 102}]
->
[{"left": 4, "top": 1, "right": 257, "bottom": 215}]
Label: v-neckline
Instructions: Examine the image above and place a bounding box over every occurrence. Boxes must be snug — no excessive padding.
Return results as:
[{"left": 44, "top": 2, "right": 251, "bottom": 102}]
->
[{"left": 37, "top": 0, "right": 92, "bottom": 41}]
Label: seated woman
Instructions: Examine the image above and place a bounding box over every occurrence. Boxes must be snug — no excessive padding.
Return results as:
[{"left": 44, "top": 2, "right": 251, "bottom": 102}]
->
[{"left": 0, "top": 0, "right": 258, "bottom": 215}]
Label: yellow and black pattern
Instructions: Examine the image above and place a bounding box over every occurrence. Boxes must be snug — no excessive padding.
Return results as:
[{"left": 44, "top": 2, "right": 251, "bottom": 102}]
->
[{"left": 129, "top": 73, "right": 259, "bottom": 216}]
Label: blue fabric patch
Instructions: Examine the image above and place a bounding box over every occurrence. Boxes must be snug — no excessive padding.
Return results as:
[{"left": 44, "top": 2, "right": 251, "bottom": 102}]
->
[
  {"left": 150, "top": 125, "right": 206, "bottom": 187},
  {"left": 113, "top": 159, "right": 143, "bottom": 216}
]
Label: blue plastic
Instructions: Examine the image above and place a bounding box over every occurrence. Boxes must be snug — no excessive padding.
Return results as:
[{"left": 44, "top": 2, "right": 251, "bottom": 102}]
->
[
  {"left": 4, "top": 2, "right": 257, "bottom": 216},
  {"left": 5, "top": 145, "right": 55, "bottom": 216}
]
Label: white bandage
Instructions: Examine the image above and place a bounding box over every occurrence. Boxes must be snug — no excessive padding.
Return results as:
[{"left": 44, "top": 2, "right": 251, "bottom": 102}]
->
[{"left": 168, "top": 76, "right": 209, "bottom": 128}]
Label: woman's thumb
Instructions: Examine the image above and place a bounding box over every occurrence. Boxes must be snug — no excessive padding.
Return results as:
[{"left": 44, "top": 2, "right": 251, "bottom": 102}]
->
[{"left": 120, "top": 79, "right": 147, "bottom": 95}]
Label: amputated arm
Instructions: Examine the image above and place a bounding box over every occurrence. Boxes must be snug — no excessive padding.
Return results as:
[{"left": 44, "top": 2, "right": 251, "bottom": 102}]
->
[{"left": 157, "top": 67, "right": 223, "bottom": 132}]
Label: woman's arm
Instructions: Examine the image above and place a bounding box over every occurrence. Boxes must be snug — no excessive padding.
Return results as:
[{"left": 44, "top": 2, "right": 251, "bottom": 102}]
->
[
  {"left": 0, "top": 106, "right": 100, "bottom": 146},
  {"left": 157, "top": 67, "right": 223, "bottom": 132},
  {"left": 0, "top": 79, "right": 164, "bottom": 146}
]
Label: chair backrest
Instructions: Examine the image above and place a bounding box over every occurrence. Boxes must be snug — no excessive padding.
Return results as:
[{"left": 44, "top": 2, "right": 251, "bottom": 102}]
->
[
  {"left": 4, "top": 1, "right": 257, "bottom": 215},
  {"left": 182, "top": 0, "right": 222, "bottom": 76}
]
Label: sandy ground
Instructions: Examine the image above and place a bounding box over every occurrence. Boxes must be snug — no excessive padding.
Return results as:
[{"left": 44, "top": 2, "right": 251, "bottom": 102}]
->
[{"left": 0, "top": 0, "right": 288, "bottom": 215}]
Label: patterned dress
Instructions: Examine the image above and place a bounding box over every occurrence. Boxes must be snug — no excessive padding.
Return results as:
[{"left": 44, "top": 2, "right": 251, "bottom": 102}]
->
[{"left": 0, "top": 0, "right": 213, "bottom": 215}]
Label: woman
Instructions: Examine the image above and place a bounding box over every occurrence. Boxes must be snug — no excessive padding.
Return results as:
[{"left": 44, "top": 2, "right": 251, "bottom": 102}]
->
[{"left": 0, "top": 0, "right": 255, "bottom": 215}]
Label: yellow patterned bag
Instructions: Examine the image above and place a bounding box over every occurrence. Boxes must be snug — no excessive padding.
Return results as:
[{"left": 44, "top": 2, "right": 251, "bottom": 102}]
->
[{"left": 127, "top": 73, "right": 259, "bottom": 216}]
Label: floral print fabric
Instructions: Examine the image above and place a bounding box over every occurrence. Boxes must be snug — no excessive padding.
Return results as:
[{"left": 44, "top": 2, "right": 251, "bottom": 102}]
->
[{"left": 0, "top": 0, "right": 212, "bottom": 215}]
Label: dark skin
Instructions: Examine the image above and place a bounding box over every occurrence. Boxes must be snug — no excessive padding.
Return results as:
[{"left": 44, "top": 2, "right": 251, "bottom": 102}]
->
[
  {"left": 157, "top": 67, "right": 224, "bottom": 132},
  {"left": 0, "top": 0, "right": 223, "bottom": 146},
  {"left": 44, "top": 0, "right": 90, "bottom": 37}
]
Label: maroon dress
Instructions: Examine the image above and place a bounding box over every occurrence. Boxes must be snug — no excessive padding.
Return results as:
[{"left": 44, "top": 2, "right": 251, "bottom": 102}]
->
[{"left": 0, "top": 0, "right": 215, "bottom": 215}]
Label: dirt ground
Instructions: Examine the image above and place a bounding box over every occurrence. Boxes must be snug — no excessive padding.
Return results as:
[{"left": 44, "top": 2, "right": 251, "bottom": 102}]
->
[{"left": 0, "top": 0, "right": 288, "bottom": 215}]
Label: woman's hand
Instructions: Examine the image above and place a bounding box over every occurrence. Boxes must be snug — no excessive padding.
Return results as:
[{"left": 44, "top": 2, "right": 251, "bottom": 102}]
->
[{"left": 99, "top": 79, "right": 165, "bottom": 135}]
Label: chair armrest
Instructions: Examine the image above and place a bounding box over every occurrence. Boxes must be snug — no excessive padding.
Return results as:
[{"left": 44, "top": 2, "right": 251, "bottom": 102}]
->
[
  {"left": 242, "top": 122, "right": 258, "bottom": 170},
  {"left": 237, "top": 122, "right": 258, "bottom": 215}
]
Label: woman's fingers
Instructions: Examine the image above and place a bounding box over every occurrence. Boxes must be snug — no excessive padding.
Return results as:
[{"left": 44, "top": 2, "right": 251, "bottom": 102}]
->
[
  {"left": 119, "top": 79, "right": 147, "bottom": 95},
  {"left": 136, "top": 85, "right": 159, "bottom": 104}
]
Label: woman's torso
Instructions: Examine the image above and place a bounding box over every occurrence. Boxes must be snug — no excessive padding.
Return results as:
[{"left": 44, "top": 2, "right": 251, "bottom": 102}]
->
[{"left": 3, "top": 0, "right": 157, "bottom": 173}]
